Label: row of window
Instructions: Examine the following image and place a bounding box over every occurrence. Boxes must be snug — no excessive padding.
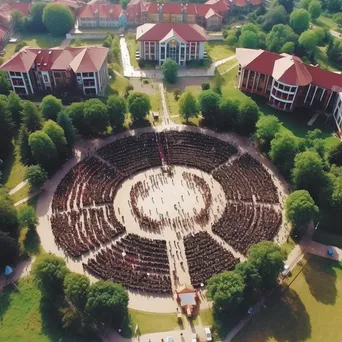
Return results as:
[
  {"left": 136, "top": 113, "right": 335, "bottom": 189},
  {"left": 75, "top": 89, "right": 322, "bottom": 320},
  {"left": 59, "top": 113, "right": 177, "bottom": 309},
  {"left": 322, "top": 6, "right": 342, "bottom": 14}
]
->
[
  {"left": 76, "top": 72, "right": 95, "bottom": 78},
  {"left": 273, "top": 81, "right": 296, "bottom": 93}
]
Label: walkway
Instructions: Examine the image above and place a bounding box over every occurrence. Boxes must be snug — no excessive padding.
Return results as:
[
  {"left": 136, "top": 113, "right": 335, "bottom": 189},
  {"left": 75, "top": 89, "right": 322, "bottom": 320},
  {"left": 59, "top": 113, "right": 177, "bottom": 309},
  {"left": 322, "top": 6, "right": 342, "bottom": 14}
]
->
[
  {"left": 9, "top": 180, "right": 28, "bottom": 195},
  {"left": 120, "top": 36, "right": 236, "bottom": 78}
]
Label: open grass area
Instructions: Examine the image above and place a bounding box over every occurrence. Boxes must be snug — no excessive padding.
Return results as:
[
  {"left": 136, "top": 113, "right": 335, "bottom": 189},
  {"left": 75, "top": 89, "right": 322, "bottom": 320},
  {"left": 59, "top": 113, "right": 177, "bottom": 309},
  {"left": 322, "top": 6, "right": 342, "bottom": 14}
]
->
[
  {"left": 313, "top": 230, "right": 342, "bottom": 249},
  {"left": 233, "top": 254, "right": 342, "bottom": 342},
  {"left": 10, "top": 183, "right": 30, "bottom": 204},
  {"left": 106, "top": 74, "right": 129, "bottom": 97},
  {"left": 126, "top": 34, "right": 138, "bottom": 69},
  {"left": 205, "top": 41, "right": 235, "bottom": 62},
  {"left": 70, "top": 39, "right": 103, "bottom": 47},
  {"left": 217, "top": 58, "right": 238, "bottom": 74},
  {"left": 2, "top": 141, "right": 27, "bottom": 191},
  {"left": 313, "top": 16, "right": 338, "bottom": 30}
]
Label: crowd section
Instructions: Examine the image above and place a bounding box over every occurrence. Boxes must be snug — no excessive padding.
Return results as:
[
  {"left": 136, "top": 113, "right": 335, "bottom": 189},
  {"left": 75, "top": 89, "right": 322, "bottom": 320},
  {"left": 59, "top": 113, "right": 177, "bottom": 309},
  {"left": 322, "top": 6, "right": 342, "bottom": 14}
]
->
[
  {"left": 213, "top": 154, "right": 279, "bottom": 203},
  {"left": 97, "top": 133, "right": 162, "bottom": 174},
  {"left": 184, "top": 232, "right": 240, "bottom": 288},
  {"left": 212, "top": 203, "right": 282, "bottom": 255},
  {"left": 51, "top": 206, "right": 126, "bottom": 257},
  {"left": 84, "top": 234, "right": 172, "bottom": 294},
  {"left": 160, "top": 131, "right": 238, "bottom": 173}
]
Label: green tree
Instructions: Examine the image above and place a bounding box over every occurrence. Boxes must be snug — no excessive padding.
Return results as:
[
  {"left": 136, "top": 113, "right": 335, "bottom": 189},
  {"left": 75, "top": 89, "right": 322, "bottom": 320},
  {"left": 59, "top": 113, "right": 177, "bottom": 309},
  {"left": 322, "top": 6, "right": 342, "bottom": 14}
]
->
[
  {"left": 326, "top": 0, "right": 342, "bottom": 12},
  {"left": 248, "top": 241, "right": 286, "bottom": 288},
  {"left": 10, "top": 9, "right": 25, "bottom": 31},
  {"left": 0, "top": 231, "right": 19, "bottom": 269},
  {"left": 290, "top": 9, "right": 310, "bottom": 34},
  {"left": 261, "top": 5, "right": 289, "bottom": 32},
  {"left": 83, "top": 99, "right": 109, "bottom": 135},
  {"left": 236, "top": 99, "right": 259, "bottom": 136},
  {"left": 199, "top": 90, "right": 220, "bottom": 122},
  {"left": 27, "top": 2, "right": 47, "bottom": 32},
  {"left": 21, "top": 101, "right": 43, "bottom": 132},
  {"left": 32, "top": 254, "right": 69, "bottom": 297},
  {"left": 334, "top": 13, "right": 342, "bottom": 28},
  {"left": 0, "top": 70, "right": 10, "bottom": 95},
  {"left": 64, "top": 272, "right": 90, "bottom": 310},
  {"left": 207, "top": 271, "right": 245, "bottom": 313},
  {"left": 178, "top": 91, "right": 199, "bottom": 122},
  {"left": 40, "top": 95, "right": 63, "bottom": 121},
  {"left": 43, "top": 120, "right": 68, "bottom": 160},
  {"left": 239, "top": 31, "right": 259, "bottom": 48},
  {"left": 18, "top": 125, "right": 34, "bottom": 165},
  {"left": 161, "top": 58, "right": 178, "bottom": 84},
  {"left": 7, "top": 91, "right": 23, "bottom": 127},
  {"left": 280, "top": 41, "right": 295, "bottom": 54},
  {"left": 25, "top": 165, "right": 48, "bottom": 189},
  {"left": 127, "top": 92, "right": 151, "bottom": 121},
  {"left": 43, "top": 4, "right": 74, "bottom": 36},
  {"left": 57, "top": 110, "right": 75, "bottom": 148},
  {"left": 301, "top": 0, "right": 313, "bottom": 9},
  {"left": 299, "top": 30, "right": 319, "bottom": 55},
  {"left": 270, "top": 132, "right": 299, "bottom": 177},
  {"left": 327, "top": 39, "right": 342, "bottom": 67},
  {"left": 328, "top": 141, "right": 342, "bottom": 166},
  {"left": 28, "top": 131, "right": 58, "bottom": 170},
  {"left": 0, "top": 99, "right": 14, "bottom": 159},
  {"left": 107, "top": 95, "right": 127, "bottom": 128},
  {"left": 255, "top": 115, "right": 281, "bottom": 152},
  {"left": 218, "top": 97, "right": 240, "bottom": 130},
  {"left": 86, "top": 280, "right": 129, "bottom": 328},
  {"left": 235, "top": 261, "right": 262, "bottom": 297},
  {"left": 18, "top": 206, "right": 38, "bottom": 230},
  {"left": 66, "top": 102, "right": 89, "bottom": 136},
  {"left": 0, "top": 196, "right": 19, "bottom": 237},
  {"left": 278, "top": 0, "right": 294, "bottom": 12},
  {"left": 309, "top": 0, "right": 322, "bottom": 19},
  {"left": 285, "top": 190, "right": 318, "bottom": 234},
  {"left": 292, "top": 150, "right": 327, "bottom": 200},
  {"left": 266, "top": 24, "right": 298, "bottom": 53}
]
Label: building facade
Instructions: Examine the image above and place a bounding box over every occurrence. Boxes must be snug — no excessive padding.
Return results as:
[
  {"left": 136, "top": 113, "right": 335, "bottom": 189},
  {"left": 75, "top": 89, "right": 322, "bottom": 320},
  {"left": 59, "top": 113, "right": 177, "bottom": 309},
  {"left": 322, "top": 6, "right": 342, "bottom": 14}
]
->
[
  {"left": 236, "top": 48, "right": 342, "bottom": 136},
  {"left": 136, "top": 23, "right": 207, "bottom": 65},
  {"left": 0, "top": 46, "right": 109, "bottom": 96}
]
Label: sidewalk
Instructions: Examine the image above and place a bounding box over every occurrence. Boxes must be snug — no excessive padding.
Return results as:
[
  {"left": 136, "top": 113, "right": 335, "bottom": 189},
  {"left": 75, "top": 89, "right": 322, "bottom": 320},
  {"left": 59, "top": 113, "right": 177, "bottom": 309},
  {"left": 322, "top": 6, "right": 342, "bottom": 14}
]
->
[{"left": 9, "top": 180, "right": 28, "bottom": 195}]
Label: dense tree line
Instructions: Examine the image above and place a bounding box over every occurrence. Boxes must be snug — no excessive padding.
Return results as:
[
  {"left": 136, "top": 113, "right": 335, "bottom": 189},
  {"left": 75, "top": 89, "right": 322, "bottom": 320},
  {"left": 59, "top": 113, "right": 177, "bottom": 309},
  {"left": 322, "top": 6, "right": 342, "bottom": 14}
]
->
[{"left": 32, "top": 254, "right": 129, "bottom": 338}]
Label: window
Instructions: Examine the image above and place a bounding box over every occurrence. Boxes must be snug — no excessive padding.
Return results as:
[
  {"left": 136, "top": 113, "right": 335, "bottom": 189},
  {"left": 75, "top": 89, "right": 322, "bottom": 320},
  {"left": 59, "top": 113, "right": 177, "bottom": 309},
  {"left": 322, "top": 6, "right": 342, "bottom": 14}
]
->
[
  {"left": 43, "top": 74, "right": 48, "bottom": 83},
  {"left": 54, "top": 72, "right": 61, "bottom": 78}
]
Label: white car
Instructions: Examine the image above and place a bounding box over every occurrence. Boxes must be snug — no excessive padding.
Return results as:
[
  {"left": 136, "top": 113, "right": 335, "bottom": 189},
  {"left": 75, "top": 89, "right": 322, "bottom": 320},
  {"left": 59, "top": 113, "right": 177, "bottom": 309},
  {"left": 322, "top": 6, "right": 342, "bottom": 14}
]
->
[
  {"left": 205, "top": 327, "right": 212, "bottom": 341},
  {"left": 166, "top": 337, "right": 174, "bottom": 342},
  {"left": 192, "top": 333, "right": 198, "bottom": 342}
]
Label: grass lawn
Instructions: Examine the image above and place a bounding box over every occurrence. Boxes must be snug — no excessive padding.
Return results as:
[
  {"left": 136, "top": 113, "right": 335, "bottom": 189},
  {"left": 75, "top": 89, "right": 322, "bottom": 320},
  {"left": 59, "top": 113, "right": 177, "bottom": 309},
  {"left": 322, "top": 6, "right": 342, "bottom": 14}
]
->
[
  {"left": 126, "top": 34, "right": 138, "bottom": 69},
  {"left": 313, "top": 230, "right": 342, "bottom": 249},
  {"left": 233, "top": 254, "right": 342, "bottom": 342},
  {"left": 10, "top": 183, "right": 30, "bottom": 204},
  {"left": 106, "top": 74, "right": 129, "bottom": 97},
  {"left": 217, "top": 58, "right": 238, "bottom": 74},
  {"left": 70, "top": 39, "right": 103, "bottom": 47},
  {"left": 312, "top": 16, "right": 338, "bottom": 30},
  {"left": 205, "top": 41, "right": 235, "bottom": 62},
  {"left": 2, "top": 141, "right": 27, "bottom": 191}
]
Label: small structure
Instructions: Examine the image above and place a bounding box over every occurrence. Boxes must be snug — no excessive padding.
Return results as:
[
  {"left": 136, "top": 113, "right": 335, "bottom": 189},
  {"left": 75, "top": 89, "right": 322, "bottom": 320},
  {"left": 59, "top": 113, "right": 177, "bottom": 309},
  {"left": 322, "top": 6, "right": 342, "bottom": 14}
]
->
[
  {"left": 176, "top": 284, "right": 198, "bottom": 317},
  {"left": 151, "top": 111, "right": 159, "bottom": 122}
]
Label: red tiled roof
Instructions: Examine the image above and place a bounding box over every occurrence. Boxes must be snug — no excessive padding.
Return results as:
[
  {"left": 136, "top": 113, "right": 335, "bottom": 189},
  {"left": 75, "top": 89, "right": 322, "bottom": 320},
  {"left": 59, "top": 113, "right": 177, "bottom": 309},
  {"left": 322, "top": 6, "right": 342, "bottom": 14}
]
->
[
  {"left": 136, "top": 23, "right": 207, "bottom": 42},
  {"left": 232, "top": 0, "right": 248, "bottom": 7},
  {"left": 306, "top": 65, "right": 342, "bottom": 91},
  {"left": 5, "top": 2, "right": 31, "bottom": 16},
  {"left": 78, "top": 3, "right": 123, "bottom": 18},
  {"left": 0, "top": 4, "right": 12, "bottom": 22},
  {"left": 52, "top": 0, "right": 84, "bottom": 10},
  {"left": 250, "top": 0, "right": 262, "bottom": 5},
  {"left": 0, "top": 46, "right": 108, "bottom": 73}
]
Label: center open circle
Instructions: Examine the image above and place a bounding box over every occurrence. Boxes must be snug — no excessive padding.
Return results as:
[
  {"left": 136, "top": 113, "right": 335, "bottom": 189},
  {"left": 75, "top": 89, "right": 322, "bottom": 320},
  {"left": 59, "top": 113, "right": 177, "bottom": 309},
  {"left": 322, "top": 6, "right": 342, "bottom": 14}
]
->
[{"left": 114, "top": 166, "right": 227, "bottom": 234}]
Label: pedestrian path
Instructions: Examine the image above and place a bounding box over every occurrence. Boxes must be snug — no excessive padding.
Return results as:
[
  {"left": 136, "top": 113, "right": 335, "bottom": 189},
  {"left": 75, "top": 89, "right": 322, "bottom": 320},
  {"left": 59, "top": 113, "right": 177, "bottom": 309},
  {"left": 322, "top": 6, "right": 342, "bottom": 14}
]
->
[{"left": 9, "top": 180, "right": 28, "bottom": 195}]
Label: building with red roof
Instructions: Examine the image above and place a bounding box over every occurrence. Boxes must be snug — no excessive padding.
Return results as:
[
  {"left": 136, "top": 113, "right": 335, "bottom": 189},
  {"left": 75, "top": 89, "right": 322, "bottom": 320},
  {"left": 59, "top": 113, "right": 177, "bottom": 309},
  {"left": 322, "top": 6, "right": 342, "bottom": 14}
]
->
[
  {"left": 0, "top": 46, "right": 109, "bottom": 96},
  {"left": 236, "top": 48, "right": 342, "bottom": 134},
  {"left": 136, "top": 23, "right": 207, "bottom": 65}
]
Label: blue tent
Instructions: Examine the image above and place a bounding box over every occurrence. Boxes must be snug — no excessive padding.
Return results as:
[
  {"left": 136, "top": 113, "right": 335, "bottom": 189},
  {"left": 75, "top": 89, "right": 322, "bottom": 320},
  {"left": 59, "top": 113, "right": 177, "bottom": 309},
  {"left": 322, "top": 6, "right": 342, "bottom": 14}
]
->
[
  {"left": 328, "top": 249, "right": 334, "bottom": 256},
  {"left": 4, "top": 265, "right": 13, "bottom": 276}
]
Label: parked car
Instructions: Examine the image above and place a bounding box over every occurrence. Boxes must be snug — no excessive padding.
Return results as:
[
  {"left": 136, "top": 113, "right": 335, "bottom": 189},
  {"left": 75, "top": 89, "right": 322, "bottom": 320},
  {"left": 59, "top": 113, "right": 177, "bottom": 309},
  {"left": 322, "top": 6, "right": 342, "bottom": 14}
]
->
[
  {"left": 166, "top": 336, "right": 174, "bottom": 342},
  {"left": 205, "top": 327, "right": 212, "bottom": 341},
  {"left": 192, "top": 333, "right": 198, "bottom": 342}
]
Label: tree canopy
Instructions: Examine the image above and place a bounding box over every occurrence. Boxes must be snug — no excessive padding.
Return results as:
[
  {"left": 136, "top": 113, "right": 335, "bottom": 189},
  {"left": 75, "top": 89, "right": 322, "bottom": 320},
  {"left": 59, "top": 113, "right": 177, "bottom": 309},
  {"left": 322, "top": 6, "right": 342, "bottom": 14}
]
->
[
  {"left": 64, "top": 272, "right": 90, "bottom": 310},
  {"left": 128, "top": 92, "right": 151, "bottom": 121},
  {"left": 66, "top": 102, "right": 89, "bottom": 136},
  {"left": 239, "top": 30, "right": 259, "bottom": 48},
  {"left": 18, "top": 124, "right": 34, "bottom": 165},
  {"left": 22, "top": 101, "right": 43, "bottom": 133},
  {"left": 43, "top": 120, "right": 68, "bottom": 160},
  {"left": 107, "top": 95, "right": 127, "bottom": 127},
  {"left": 236, "top": 99, "right": 259, "bottom": 136},
  {"left": 261, "top": 5, "right": 288, "bottom": 32},
  {"left": 328, "top": 141, "right": 342, "bottom": 166},
  {"left": 299, "top": 30, "right": 319, "bottom": 55},
  {"left": 0, "top": 231, "right": 19, "bottom": 269},
  {"left": 218, "top": 97, "right": 240, "bottom": 130},
  {"left": 178, "top": 91, "right": 199, "bottom": 122},
  {"left": 40, "top": 95, "right": 63, "bottom": 121},
  {"left": 83, "top": 99, "right": 109, "bottom": 135},
  {"left": 308, "top": 0, "right": 322, "bottom": 19},
  {"left": 7, "top": 91, "right": 23, "bottom": 127},
  {"left": 162, "top": 58, "right": 178, "bottom": 84},
  {"left": 18, "top": 206, "right": 38, "bottom": 230},
  {"left": 0, "top": 99, "right": 14, "bottom": 159},
  {"left": 290, "top": 9, "right": 310, "bottom": 34},
  {"left": 27, "top": 2, "right": 47, "bottom": 32},
  {"left": 207, "top": 271, "right": 245, "bottom": 313},
  {"left": 0, "top": 196, "right": 19, "bottom": 237},
  {"left": 42, "top": 3, "right": 74, "bottom": 36},
  {"left": 266, "top": 24, "right": 298, "bottom": 53},
  {"left": 255, "top": 115, "right": 281, "bottom": 152},
  {"left": 25, "top": 165, "right": 48, "bottom": 189},
  {"left": 0, "top": 71, "right": 10, "bottom": 96},
  {"left": 199, "top": 90, "right": 220, "bottom": 122},
  {"left": 57, "top": 110, "right": 75, "bottom": 148}
]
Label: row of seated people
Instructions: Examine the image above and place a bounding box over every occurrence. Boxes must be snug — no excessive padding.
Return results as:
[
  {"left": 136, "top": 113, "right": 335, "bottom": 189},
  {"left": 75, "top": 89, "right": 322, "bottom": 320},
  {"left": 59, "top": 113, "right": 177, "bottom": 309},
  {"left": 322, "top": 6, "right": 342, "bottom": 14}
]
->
[
  {"left": 52, "top": 157, "right": 125, "bottom": 212},
  {"left": 51, "top": 206, "right": 125, "bottom": 257},
  {"left": 97, "top": 133, "right": 162, "bottom": 175},
  {"left": 84, "top": 234, "right": 172, "bottom": 294},
  {"left": 159, "top": 131, "right": 238, "bottom": 173},
  {"left": 213, "top": 154, "right": 279, "bottom": 204},
  {"left": 184, "top": 231, "right": 240, "bottom": 288},
  {"left": 212, "top": 202, "right": 282, "bottom": 255}
]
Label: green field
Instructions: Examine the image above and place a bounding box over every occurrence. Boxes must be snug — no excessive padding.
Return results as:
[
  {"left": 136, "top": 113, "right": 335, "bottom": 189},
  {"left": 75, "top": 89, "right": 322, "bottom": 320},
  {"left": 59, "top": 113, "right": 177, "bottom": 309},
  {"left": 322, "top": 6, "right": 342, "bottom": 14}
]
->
[
  {"left": 233, "top": 255, "right": 342, "bottom": 342},
  {"left": 126, "top": 34, "right": 138, "bottom": 68},
  {"left": 205, "top": 41, "right": 235, "bottom": 61}
]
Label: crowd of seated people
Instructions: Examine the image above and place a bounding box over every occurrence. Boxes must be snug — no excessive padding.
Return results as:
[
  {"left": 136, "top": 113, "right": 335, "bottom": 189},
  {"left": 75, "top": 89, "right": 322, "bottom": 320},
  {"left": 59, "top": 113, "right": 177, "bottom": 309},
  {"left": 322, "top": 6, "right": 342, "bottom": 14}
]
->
[
  {"left": 84, "top": 234, "right": 172, "bottom": 294},
  {"left": 184, "top": 232, "right": 240, "bottom": 288},
  {"left": 97, "top": 133, "right": 162, "bottom": 175},
  {"left": 212, "top": 202, "right": 282, "bottom": 255},
  {"left": 51, "top": 206, "right": 125, "bottom": 257},
  {"left": 160, "top": 131, "right": 238, "bottom": 173},
  {"left": 213, "top": 154, "right": 279, "bottom": 204}
]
